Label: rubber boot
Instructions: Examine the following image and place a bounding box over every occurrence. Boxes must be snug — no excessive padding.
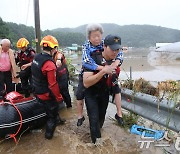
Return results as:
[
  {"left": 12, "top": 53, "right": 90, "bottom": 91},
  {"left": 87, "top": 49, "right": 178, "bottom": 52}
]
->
[
  {"left": 56, "top": 115, "right": 66, "bottom": 125},
  {"left": 45, "top": 118, "right": 56, "bottom": 139}
]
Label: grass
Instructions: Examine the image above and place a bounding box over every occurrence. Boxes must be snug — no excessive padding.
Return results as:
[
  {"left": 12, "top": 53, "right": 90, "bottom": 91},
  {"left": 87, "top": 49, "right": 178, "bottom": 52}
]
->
[
  {"left": 66, "top": 58, "right": 76, "bottom": 78},
  {"left": 122, "top": 78, "right": 180, "bottom": 102},
  {"left": 122, "top": 78, "right": 158, "bottom": 96},
  {"left": 110, "top": 112, "right": 139, "bottom": 131},
  {"left": 121, "top": 78, "right": 180, "bottom": 133}
]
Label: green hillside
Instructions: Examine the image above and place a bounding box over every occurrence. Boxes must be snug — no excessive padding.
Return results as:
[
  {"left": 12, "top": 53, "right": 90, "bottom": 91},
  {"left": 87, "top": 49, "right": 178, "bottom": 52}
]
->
[{"left": 1, "top": 17, "right": 180, "bottom": 48}]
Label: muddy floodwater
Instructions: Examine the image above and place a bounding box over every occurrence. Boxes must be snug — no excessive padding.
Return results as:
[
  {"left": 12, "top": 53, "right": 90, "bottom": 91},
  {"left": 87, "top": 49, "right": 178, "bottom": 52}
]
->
[
  {"left": 0, "top": 91, "right": 165, "bottom": 154},
  {"left": 121, "top": 48, "right": 180, "bottom": 81},
  {"left": 0, "top": 48, "right": 179, "bottom": 153},
  {"left": 73, "top": 48, "right": 180, "bottom": 81}
]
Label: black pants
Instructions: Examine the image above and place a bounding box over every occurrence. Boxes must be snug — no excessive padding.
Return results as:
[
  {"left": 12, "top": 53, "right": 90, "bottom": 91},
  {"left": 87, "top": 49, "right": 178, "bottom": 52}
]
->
[
  {"left": 0, "top": 71, "right": 13, "bottom": 94},
  {"left": 19, "top": 67, "right": 32, "bottom": 93},
  {"left": 39, "top": 98, "right": 59, "bottom": 135},
  {"left": 84, "top": 89, "right": 109, "bottom": 143},
  {"left": 58, "top": 77, "right": 72, "bottom": 107},
  {"left": 60, "top": 85, "right": 72, "bottom": 107},
  {"left": 76, "top": 74, "right": 85, "bottom": 100}
]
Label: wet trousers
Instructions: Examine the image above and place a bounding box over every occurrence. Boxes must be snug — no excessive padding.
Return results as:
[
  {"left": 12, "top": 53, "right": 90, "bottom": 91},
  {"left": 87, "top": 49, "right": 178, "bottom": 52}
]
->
[
  {"left": 84, "top": 89, "right": 109, "bottom": 143},
  {"left": 39, "top": 98, "right": 59, "bottom": 137},
  {"left": 59, "top": 83, "right": 72, "bottom": 108},
  {"left": 19, "top": 67, "right": 32, "bottom": 96}
]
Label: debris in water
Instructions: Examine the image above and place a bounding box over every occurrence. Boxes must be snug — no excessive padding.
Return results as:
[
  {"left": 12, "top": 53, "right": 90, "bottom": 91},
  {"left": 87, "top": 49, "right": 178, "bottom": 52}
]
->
[{"left": 31, "top": 129, "right": 42, "bottom": 133}]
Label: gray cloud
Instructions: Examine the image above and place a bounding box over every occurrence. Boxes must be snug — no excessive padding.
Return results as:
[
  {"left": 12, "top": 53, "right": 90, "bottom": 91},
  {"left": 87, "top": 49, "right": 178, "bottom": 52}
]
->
[{"left": 0, "top": 0, "right": 180, "bottom": 30}]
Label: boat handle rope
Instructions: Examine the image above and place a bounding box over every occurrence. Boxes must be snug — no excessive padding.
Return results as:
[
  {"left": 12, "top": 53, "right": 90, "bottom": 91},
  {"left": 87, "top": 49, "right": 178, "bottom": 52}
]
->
[{"left": 4, "top": 100, "right": 23, "bottom": 144}]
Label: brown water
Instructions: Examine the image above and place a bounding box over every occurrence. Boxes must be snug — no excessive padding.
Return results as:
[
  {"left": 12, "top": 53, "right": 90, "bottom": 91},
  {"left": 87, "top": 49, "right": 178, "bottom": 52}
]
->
[
  {"left": 0, "top": 86, "right": 168, "bottom": 154},
  {"left": 72, "top": 48, "right": 180, "bottom": 81},
  {"left": 1, "top": 48, "right": 179, "bottom": 153},
  {"left": 120, "top": 48, "right": 180, "bottom": 81},
  {"left": 0, "top": 97, "right": 163, "bottom": 154}
]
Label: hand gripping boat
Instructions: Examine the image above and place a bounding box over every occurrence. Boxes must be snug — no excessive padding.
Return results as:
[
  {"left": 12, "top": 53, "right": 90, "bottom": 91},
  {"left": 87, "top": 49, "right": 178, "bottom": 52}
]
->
[{"left": 0, "top": 92, "right": 47, "bottom": 142}]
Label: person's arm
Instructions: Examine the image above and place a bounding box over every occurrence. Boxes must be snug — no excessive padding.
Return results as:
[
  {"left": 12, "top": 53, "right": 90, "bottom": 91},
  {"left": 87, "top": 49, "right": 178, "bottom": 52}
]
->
[
  {"left": 29, "top": 50, "right": 35, "bottom": 62},
  {"left": 83, "top": 71, "right": 105, "bottom": 88},
  {"left": 83, "top": 65, "right": 116, "bottom": 88},
  {"left": 111, "top": 72, "right": 121, "bottom": 94},
  {"left": 21, "top": 62, "right": 32, "bottom": 70},
  {"left": 82, "top": 44, "right": 99, "bottom": 71},
  {"left": 110, "top": 50, "right": 123, "bottom": 68},
  {"left": 42, "top": 61, "right": 63, "bottom": 102},
  {"left": 115, "top": 50, "right": 123, "bottom": 66},
  {"left": 9, "top": 49, "right": 17, "bottom": 78},
  {"left": 14, "top": 52, "right": 19, "bottom": 64},
  {"left": 21, "top": 50, "right": 35, "bottom": 70},
  {"left": 46, "top": 69, "right": 63, "bottom": 102}
]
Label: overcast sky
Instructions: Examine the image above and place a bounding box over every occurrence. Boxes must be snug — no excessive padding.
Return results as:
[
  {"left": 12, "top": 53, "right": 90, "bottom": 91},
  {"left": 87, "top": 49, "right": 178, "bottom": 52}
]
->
[{"left": 0, "top": 0, "right": 180, "bottom": 30}]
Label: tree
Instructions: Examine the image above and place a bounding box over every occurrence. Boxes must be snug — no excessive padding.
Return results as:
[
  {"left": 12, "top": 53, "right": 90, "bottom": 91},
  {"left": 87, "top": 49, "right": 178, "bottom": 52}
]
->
[{"left": 0, "top": 17, "right": 10, "bottom": 39}]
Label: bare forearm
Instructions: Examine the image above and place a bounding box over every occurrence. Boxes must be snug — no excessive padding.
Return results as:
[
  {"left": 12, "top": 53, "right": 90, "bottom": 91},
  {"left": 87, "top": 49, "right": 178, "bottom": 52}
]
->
[
  {"left": 27, "top": 62, "right": 32, "bottom": 67},
  {"left": 22, "top": 62, "right": 32, "bottom": 67},
  {"left": 83, "top": 70, "right": 105, "bottom": 88},
  {"left": 83, "top": 65, "right": 116, "bottom": 88},
  {"left": 114, "top": 93, "right": 123, "bottom": 117},
  {"left": 115, "top": 93, "right": 121, "bottom": 104}
]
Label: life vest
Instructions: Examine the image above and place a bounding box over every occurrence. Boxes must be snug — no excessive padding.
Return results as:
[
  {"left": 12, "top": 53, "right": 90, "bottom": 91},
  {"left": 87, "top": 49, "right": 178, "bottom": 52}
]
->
[
  {"left": 89, "top": 50, "right": 120, "bottom": 92},
  {"left": 106, "top": 66, "right": 120, "bottom": 87},
  {"left": 90, "top": 49, "right": 105, "bottom": 66},
  {"left": 31, "top": 52, "right": 55, "bottom": 94},
  {"left": 86, "top": 51, "right": 109, "bottom": 92},
  {"left": 57, "top": 65, "right": 68, "bottom": 78},
  {"left": 54, "top": 51, "right": 69, "bottom": 81},
  {"left": 17, "top": 47, "right": 35, "bottom": 67}
]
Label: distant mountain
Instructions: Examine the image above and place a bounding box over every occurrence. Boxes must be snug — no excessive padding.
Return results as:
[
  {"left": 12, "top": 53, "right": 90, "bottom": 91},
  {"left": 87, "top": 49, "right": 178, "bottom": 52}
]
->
[
  {"left": 43, "top": 29, "right": 85, "bottom": 47},
  {"left": 53, "top": 23, "right": 180, "bottom": 47},
  {"left": 1, "top": 16, "right": 180, "bottom": 48},
  {"left": 0, "top": 17, "right": 35, "bottom": 48}
]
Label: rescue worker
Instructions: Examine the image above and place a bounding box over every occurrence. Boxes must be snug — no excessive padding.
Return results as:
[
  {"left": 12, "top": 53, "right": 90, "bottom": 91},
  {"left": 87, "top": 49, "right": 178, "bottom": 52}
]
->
[
  {"left": 76, "top": 23, "right": 124, "bottom": 127},
  {"left": 83, "top": 35, "right": 122, "bottom": 144},
  {"left": 16, "top": 38, "right": 35, "bottom": 97},
  {"left": 31, "top": 35, "right": 65, "bottom": 139},
  {"left": 54, "top": 51, "right": 72, "bottom": 108}
]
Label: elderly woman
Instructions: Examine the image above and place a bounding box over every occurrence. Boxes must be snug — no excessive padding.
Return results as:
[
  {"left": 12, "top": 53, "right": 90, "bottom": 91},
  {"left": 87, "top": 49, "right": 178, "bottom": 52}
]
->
[
  {"left": 0, "top": 39, "right": 17, "bottom": 95},
  {"left": 76, "top": 24, "right": 124, "bottom": 128}
]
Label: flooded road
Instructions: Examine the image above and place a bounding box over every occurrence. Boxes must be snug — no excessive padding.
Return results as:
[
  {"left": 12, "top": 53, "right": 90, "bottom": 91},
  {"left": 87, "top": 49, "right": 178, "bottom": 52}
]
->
[
  {"left": 0, "top": 96, "right": 163, "bottom": 153},
  {"left": 0, "top": 86, "right": 173, "bottom": 154},
  {"left": 1, "top": 48, "right": 179, "bottom": 153}
]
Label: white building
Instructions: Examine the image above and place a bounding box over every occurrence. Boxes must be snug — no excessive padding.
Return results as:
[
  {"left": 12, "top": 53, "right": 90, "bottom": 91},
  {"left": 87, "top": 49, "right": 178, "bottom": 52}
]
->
[
  {"left": 155, "top": 42, "right": 180, "bottom": 53},
  {"left": 156, "top": 43, "right": 172, "bottom": 48}
]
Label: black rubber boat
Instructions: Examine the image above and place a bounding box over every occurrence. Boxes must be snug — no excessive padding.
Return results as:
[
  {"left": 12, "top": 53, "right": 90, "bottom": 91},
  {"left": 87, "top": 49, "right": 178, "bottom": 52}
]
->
[{"left": 0, "top": 92, "right": 47, "bottom": 138}]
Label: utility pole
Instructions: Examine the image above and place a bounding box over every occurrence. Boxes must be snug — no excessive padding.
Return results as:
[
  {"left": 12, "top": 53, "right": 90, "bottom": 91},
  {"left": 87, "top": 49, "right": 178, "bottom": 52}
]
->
[{"left": 34, "top": 0, "right": 41, "bottom": 53}]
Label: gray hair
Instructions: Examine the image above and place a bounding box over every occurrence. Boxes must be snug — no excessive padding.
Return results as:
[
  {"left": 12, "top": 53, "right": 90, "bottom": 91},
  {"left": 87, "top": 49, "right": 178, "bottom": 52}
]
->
[
  {"left": 86, "top": 23, "right": 103, "bottom": 39},
  {"left": 1, "top": 39, "right": 11, "bottom": 45}
]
